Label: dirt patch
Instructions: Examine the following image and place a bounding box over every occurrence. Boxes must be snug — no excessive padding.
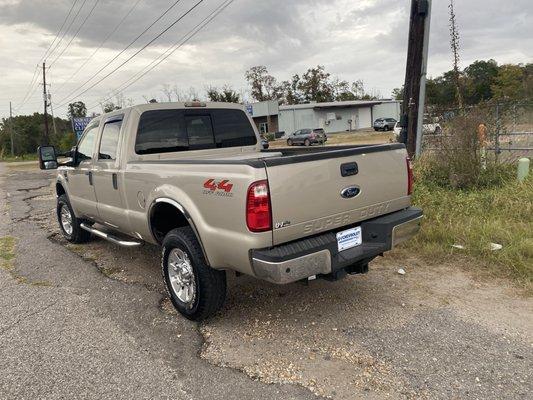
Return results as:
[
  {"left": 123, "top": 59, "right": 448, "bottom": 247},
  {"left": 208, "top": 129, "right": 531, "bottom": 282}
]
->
[{"left": 199, "top": 254, "right": 532, "bottom": 399}]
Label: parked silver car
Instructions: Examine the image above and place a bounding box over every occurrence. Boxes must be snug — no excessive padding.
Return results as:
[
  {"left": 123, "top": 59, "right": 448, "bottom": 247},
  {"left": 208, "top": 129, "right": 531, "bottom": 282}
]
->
[
  {"left": 373, "top": 118, "right": 397, "bottom": 131},
  {"left": 286, "top": 128, "right": 327, "bottom": 146}
]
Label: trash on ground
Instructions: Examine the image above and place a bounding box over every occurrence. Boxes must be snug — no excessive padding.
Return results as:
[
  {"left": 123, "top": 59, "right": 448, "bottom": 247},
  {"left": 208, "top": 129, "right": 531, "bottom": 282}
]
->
[
  {"left": 397, "top": 268, "right": 406, "bottom": 275},
  {"left": 452, "top": 244, "right": 466, "bottom": 250},
  {"left": 489, "top": 243, "right": 503, "bottom": 251}
]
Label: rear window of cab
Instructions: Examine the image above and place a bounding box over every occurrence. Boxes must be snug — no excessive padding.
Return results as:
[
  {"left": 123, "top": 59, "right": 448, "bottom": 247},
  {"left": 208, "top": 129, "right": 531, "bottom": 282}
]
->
[{"left": 135, "top": 108, "right": 257, "bottom": 155}]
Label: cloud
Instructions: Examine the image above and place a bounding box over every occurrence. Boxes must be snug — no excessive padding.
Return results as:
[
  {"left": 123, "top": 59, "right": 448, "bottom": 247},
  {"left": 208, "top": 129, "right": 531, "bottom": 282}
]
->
[{"left": 0, "top": 0, "right": 531, "bottom": 118}]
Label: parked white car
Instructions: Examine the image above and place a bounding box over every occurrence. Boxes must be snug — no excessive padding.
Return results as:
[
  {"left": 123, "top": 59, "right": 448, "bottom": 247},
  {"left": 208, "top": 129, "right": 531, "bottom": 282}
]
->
[{"left": 393, "top": 121, "right": 442, "bottom": 140}]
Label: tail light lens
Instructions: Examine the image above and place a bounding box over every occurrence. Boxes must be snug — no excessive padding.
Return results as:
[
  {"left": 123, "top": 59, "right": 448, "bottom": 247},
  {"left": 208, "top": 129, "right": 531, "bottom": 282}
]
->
[
  {"left": 246, "top": 180, "right": 272, "bottom": 232},
  {"left": 406, "top": 157, "right": 414, "bottom": 195}
]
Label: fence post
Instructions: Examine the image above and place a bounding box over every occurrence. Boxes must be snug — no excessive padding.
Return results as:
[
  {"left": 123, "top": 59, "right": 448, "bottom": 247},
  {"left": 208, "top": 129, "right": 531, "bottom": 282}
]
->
[{"left": 495, "top": 103, "right": 501, "bottom": 162}]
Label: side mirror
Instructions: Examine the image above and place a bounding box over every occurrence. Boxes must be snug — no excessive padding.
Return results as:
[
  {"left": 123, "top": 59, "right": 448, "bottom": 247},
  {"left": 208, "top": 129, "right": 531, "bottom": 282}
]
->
[{"left": 38, "top": 146, "right": 58, "bottom": 170}]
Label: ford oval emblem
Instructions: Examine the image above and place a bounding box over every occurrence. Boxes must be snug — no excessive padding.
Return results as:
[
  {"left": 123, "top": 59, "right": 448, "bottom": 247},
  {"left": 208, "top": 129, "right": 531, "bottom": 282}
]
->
[{"left": 340, "top": 186, "right": 360, "bottom": 199}]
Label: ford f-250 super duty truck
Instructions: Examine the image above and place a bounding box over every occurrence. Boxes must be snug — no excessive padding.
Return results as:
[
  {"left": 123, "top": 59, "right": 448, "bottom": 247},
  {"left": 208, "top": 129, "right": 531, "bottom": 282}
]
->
[{"left": 38, "top": 102, "right": 422, "bottom": 321}]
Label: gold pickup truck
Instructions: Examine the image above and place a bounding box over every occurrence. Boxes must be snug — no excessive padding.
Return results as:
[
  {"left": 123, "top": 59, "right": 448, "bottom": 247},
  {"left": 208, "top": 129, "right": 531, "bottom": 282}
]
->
[{"left": 38, "top": 102, "right": 422, "bottom": 321}]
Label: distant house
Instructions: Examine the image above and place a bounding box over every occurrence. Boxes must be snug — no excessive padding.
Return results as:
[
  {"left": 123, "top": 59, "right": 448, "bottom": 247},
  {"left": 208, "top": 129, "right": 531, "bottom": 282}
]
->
[{"left": 278, "top": 100, "right": 401, "bottom": 134}]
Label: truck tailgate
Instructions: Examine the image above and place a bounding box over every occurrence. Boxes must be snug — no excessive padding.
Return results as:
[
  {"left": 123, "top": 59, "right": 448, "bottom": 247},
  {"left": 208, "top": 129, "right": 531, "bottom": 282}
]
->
[{"left": 265, "top": 144, "right": 411, "bottom": 245}]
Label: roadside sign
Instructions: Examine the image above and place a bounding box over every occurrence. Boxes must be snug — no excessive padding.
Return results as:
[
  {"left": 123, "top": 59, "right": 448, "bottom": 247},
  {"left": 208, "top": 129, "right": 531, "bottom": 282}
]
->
[
  {"left": 71, "top": 117, "right": 93, "bottom": 141},
  {"left": 245, "top": 104, "right": 253, "bottom": 116}
]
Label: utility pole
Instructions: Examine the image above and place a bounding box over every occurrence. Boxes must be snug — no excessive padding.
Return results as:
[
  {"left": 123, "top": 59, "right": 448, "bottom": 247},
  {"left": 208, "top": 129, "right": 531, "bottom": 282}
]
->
[
  {"left": 400, "top": 0, "right": 431, "bottom": 158},
  {"left": 9, "top": 101, "right": 14, "bottom": 156},
  {"left": 42, "top": 62, "right": 50, "bottom": 145}
]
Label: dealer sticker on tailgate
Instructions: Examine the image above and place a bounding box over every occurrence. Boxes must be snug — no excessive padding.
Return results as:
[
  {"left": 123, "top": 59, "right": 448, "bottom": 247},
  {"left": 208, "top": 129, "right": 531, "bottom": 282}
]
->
[{"left": 336, "top": 226, "right": 362, "bottom": 252}]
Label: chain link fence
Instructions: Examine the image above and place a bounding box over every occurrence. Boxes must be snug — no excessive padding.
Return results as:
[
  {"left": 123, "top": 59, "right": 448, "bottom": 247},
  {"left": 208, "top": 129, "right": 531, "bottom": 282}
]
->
[{"left": 421, "top": 100, "right": 533, "bottom": 163}]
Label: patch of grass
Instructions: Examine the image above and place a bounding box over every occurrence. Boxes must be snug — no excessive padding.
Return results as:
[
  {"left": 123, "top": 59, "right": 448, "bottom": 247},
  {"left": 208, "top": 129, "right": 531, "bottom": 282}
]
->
[
  {"left": 0, "top": 236, "right": 52, "bottom": 286},
  {"left": 1, "top": 154, "right": 38, "bottom": 162},
  {"left": 0, "top": 236, "right": 16, "bottom": 271},
  {"left": 405, "top": 172, "right": 533, "bottom": 288}
]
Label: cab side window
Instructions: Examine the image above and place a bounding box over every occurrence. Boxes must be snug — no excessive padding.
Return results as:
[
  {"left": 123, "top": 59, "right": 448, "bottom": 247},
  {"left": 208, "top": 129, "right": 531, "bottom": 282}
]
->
[
  {"left": 77, "top": 124, "right": 99, "bottom": 161},
  {"left": 99, "top": 119, "right": 122, "bottom": 160}
]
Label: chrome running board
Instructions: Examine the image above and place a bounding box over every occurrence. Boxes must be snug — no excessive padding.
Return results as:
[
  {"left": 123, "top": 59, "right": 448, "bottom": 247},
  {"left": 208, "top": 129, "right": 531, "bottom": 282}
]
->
[{"left": 80, "top": 223, "right": 142, "bottom": 247}]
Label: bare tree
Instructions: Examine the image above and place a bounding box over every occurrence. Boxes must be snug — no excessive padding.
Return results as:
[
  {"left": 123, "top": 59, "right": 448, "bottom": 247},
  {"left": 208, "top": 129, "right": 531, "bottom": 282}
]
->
[
  {"left": 449, "top": 0, "right": 464, "bottom": 109},
  {"left": 161, "top": 84, "right": 173, "bottom": 102}
]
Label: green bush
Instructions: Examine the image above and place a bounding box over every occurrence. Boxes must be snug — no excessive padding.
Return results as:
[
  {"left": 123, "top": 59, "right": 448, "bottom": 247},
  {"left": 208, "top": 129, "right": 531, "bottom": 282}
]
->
[{"left": 265, "top": 133, "right": 276, "bottom": 142}]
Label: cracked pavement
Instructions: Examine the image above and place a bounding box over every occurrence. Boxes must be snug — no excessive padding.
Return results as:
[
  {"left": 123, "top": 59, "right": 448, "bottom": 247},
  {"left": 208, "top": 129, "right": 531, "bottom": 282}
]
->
[
  {"left": 0, "top": 163, "right": 313, "bottom": 399},
  {"left": 0, "top": 162, "right": 531, "bottom": 400}
]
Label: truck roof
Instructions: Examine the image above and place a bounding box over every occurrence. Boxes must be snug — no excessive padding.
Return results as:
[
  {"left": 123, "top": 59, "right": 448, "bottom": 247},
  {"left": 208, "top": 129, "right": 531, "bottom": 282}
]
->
[{"left": 97, "top": 101, "right": 246, "bottom": 120}]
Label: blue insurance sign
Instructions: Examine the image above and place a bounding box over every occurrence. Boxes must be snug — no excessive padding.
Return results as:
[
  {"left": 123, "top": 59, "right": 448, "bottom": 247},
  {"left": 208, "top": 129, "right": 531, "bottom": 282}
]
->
[{"left": 71, "top": 117, "right": 94, "bottom": 140}]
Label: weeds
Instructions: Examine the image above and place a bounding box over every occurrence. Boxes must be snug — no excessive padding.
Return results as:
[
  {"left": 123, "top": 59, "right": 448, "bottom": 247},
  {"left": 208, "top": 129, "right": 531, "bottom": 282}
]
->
[{"left": 406, "top": 171, "right": 533, "bottom": 288}]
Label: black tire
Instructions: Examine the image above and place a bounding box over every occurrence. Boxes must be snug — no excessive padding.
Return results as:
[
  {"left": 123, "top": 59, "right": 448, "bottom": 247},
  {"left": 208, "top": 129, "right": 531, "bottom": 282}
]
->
[
  {"left": 383, "top": 125, "right": 389, "bottom": 131},
  {"left": 287, "top": 139, "right": 293, "bottom": 146},
  {"left": 57, "top": 194, "right": 92, "bottom": 243},
  {"left": 304, "top": 139, "right": 311, "bottom": 146},
  {"left": 162, "top": 227, "right": 226, "bottom": 321},
  {"left": 435, "top": 126, "right": 442, "bottom": 135}
]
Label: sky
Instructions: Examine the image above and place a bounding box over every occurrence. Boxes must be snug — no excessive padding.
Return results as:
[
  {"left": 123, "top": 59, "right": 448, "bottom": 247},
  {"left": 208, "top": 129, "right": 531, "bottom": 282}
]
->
[{"left": 0, "top": 0, "right": 531, "bottom": 119}]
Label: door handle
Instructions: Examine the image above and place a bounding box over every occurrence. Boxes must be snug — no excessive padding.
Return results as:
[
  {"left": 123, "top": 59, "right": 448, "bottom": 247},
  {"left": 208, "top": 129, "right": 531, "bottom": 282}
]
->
[
  {"left": 112, "top": 173, "right": 118, "bottom": 190},
  {"left": 85, "top": 171, "right": 93, "bottom": 185}
]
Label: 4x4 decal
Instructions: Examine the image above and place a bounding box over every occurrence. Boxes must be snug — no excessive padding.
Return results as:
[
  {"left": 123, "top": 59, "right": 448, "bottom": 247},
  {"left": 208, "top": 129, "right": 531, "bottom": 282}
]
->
[{"left": 203, "top": 179, "right": 234, "bottom": 197}]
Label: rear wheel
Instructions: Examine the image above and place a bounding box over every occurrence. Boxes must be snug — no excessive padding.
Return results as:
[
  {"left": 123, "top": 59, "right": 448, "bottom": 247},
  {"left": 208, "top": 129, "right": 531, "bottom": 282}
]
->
[
  {"left": 57, "top": 194, "right": 92, "bottom": 243},
  {"left": 383, "top": 125, "right": 389, "bottom": 131},
  {"left": 287, "top": 139, "right": 293, "bottom": 146},
  {"left": 162, "top": 227, "right": 226, "bottom": 321},
  {"left": 304, "top": 139, "right": 311, "bottom": 146}
]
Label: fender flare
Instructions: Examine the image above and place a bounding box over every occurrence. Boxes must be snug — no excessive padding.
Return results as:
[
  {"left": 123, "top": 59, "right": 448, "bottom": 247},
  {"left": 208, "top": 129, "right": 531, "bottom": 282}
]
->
[{"left": 148, "top": 198, "right": 211, "bottom": 266}]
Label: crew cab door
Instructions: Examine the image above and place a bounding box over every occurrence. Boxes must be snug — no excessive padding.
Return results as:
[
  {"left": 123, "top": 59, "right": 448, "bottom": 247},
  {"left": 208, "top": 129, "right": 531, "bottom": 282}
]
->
[
  {"left": 68, "top": 122, "right": 99, "bottom": 219},
  {"left": 92, "top": 115, "right": 130, "bottom": 231}
]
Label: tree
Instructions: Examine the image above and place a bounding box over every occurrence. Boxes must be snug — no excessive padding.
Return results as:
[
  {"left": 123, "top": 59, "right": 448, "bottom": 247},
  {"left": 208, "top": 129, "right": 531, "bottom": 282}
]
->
[
  {"left": 245, "top": 66, "right": 282, "bottom": 102},
  {"left": 491, "top": 64, "right": 525, "bottom": 100},
  {"left": 464, "top": 59, "right": 498, "bottom": 104},
  {"left": 391, "top": 87, "right": 404, "bottom": 100},
  {"left": 297, "top": 65, "right": 335, "bottom": 103},
  {"left": 0, "top": 113, "right": 73, "bottom": 156},
  {"left": 101, "top": 102, "right": 121, "bottom": 113},
  {"left": 67, "top": 101, "right": 87, "bottom": 119},
  {"left": 206, "top": 85, "right": 241, "bottom": 103}
]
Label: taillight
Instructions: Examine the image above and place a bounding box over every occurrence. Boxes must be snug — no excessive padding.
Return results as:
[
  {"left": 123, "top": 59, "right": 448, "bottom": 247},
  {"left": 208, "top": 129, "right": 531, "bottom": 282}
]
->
[
  {"left": 246, "top": 180, "right": 272, "bottom": 232},
  {"left": 406, "top": 157, "right": 414, "bottom": 195}
]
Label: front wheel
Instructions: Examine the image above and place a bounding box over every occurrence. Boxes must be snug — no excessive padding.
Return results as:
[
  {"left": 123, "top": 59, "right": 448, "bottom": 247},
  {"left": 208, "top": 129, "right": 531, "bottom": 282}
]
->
[
  {"left": 304, "top": 139, "right": 311, "bottom": 146},
  {"left": 162, "top": 227, "right": 226, "bottom": 321},
  {"left": 57, "top": 194, "right": 92, "bottom": 243},
  {"left": 287, "top": 139, "right": 293, "bottom": 146}
]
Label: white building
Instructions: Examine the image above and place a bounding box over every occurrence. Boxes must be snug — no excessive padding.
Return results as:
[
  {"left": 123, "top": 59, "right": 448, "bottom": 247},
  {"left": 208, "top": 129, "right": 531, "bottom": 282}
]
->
[{"left": 278, "top": 100, "right": 401, "bottom": 134}]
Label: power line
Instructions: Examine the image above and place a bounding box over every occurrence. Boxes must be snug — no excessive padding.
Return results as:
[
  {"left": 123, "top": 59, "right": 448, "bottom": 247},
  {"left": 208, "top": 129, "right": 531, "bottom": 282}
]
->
[
  {"left": 57, "top": 0, "right": 206, "bottom": 108},
  {"left": 55, "top": 0, "right": 143, "bottom": 93},
  {"left": 55, "top": 0, "right": 186, "bottom": 106},
  {"left": 40, "top": 0, "right": 80, "bottom": 63},
  {"left": 13, "top": 1, "right": 80, "bottom": 113},
  {"left": 90, "top": 0, "right": 235, "bottom": 110},
  {"left": 49, "top": 0, "right": 102, "bottom": 68},
  {"left": 46, "top": 0, "right": 89, "bottom": 62}
]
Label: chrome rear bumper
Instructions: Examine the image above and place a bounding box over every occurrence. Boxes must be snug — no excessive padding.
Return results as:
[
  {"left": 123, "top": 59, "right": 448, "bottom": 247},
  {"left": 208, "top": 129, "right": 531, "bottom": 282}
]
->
[{"left": 251, "top": 207, "right": 422, "bottom": 284}]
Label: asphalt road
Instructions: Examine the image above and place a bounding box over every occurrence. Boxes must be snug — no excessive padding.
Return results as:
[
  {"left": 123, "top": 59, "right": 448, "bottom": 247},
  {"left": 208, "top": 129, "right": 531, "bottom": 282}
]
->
[
  {"left": 0, "top": 163, "right": 313, "bottom": 399},
  {"left": 0, "top": 162, "right": 531, "bottom": 399}
]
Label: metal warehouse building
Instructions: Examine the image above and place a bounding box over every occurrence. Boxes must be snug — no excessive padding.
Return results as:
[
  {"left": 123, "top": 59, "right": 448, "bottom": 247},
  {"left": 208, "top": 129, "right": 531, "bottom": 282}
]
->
[{"left": 278, "top": 100, "right": 401, "bottom": 134}]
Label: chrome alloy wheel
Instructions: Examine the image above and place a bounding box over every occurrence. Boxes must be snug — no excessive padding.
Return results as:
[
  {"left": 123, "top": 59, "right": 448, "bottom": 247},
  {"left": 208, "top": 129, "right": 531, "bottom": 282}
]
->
[
  {"left": 60, "top": 204, "right": 73, "bottom": 236},
  {"left": 168, "top": 248, "right": 196, "bottom": 306}
]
